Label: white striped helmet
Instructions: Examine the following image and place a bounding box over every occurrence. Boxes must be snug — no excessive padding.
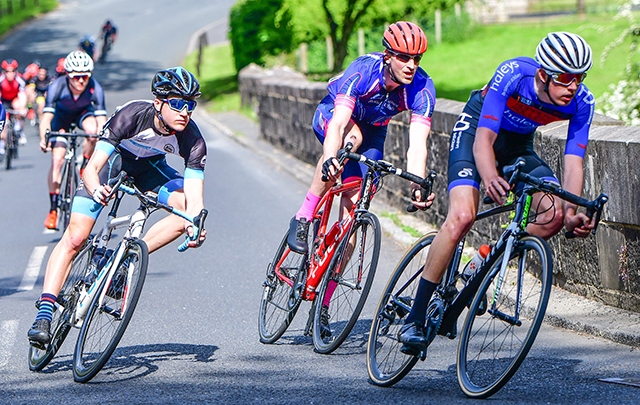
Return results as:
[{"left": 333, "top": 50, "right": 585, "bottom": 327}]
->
[
  {"left": 535, "top": 32, "right": 592, "bottom": 74},
  {"left": 64, "top": 51, "right": 94, "bottom": 73}
]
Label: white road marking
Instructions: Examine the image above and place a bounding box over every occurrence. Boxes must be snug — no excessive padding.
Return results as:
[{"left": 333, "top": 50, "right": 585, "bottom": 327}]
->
[
  {"left": 0, "top": 320, "right": 19, "bottom": 368},
  {"left": 17, "top": 246, "right": 48, "bottom": 292}
]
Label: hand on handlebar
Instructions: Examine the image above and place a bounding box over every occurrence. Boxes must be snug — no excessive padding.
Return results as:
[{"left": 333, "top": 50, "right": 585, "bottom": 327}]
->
[
  {"left": 484, "top": 175, "right": 511, "bottom": 205},
  {"left": 185, "top": 223, "right": 207, "bottom": 248},
  {"left": 564, "top": 210, "right": 596, "bottom": 238},
  {"left": 92, "top": 184, "right": 113, "bottom": 206},
  {"left": 321, "top": 157, "right": 343, "bottom": 183},
  {"left": 410, "top": 187, "right": 435, "bottom": 211}
]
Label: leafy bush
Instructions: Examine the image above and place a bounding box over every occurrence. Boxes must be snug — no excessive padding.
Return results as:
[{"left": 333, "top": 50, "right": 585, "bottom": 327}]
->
[{"left": 228, "top": 0, "right": 294, "bottom": 72}]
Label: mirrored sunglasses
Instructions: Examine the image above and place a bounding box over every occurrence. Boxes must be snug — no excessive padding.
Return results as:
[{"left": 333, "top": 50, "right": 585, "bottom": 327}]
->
[
  {"left": 389, "top": 50, "right": 422, "bottom": 64},
  {"left": 549, "top": 72, "right": 586, "bottom": 86},
  {"left": 162, "top": 98, "right": 197, "bottom": 113},
  {"left": 69, "top": 73, "right": 91, "bottom": 80}
]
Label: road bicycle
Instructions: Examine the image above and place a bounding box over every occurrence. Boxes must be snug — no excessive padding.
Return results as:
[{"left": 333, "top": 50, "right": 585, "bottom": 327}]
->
[
  {"left": 3, "top": 109, "right": 23, "bottom": 170},
  {"left": 98, "top": 35, "right": 114, "bottom": 64},
  {"left": 45, "top": 127, "right": 97, "bottom": 231},
  {"left": 259, "top": 143, "right": 435, "bottom": 354},
  {"left": 367, "top": 158, "right": 608, "bottom": 398},
  {"left": 28, "top": 170, "right": 208, "bottom": 383}
]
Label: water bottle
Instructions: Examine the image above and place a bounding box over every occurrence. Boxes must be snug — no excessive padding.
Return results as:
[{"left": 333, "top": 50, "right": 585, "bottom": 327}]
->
[{"left": 461, "top": 244, "right": 491, "bottom": 281}]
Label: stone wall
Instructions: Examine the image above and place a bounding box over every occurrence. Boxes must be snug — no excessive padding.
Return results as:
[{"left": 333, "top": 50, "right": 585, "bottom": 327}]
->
[{"left": 239, "top": 64, "right": 640, "bottom": 313}]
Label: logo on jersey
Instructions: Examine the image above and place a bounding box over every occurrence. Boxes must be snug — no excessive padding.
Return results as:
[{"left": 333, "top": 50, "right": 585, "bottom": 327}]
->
[
  {"left": 490, "top": 61, "right": 520, "bottom": 92},
  {"left": 164, "top": 144, "right": 175, "bottom": 154},
  {"left": 458, "top": 168, "right": 474, "bottom": 178}
]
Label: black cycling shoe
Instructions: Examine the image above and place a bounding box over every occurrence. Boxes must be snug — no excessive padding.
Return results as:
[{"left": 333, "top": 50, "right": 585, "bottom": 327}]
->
[
  {"left": 398, "top": 321, "right": 427, "bottom": 355},
  {"left": 27, "top": 319, "right": 51, "bottom": 348},
  {"left": 319, "top": 305, "right": 332, "bottom": 339},
  {"left": 287, "top": 217, "right": 310, "bottom": 254}
]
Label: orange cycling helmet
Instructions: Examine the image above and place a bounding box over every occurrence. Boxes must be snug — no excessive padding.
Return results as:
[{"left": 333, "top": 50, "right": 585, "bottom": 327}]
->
[
  {"left": 1, "top": 59, "right": 19, "bottom": 71},
  {"left": 382, "top": 21, "right": 427, "bottom": 55}
]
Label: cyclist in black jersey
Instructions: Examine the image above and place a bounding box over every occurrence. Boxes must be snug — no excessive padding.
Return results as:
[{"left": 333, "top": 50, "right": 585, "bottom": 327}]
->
[
  {"left": 28, "top": 67, "right": 207, "bottom": 347},
  {"left": 398, "top": 32, "right": 600, "bottom": 351}
]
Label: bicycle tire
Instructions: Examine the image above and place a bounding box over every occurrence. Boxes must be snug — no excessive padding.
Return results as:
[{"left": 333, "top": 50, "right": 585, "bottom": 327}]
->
[
  {"left": 457, "top": 235, "right": 553, "bottom": 399},
  {"left": 73, "top": 239, "right": 148, "bottom": 383},
  {"left": 58, "top": 160, "right": 76, "bottom": 231},
  {"left": 5, "top": 123, "right": 14, "bottom": 170},
  {"left": 28, "top": 242, "right": 94, "bottom": 371},
  {"left": 258, "top": 231, "right": 308, "bottom": 344},
  {"left": 312, "top": 212, "right": 381, "bottom": 354},
  {"left": 367, "top": 231, "right": 437, "bottom": 386}
]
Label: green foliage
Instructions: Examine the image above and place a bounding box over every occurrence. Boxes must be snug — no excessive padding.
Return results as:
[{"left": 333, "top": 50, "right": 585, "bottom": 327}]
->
[
  {"left": 0, "top": 0, "right": 57, "bottom": 36},
  {"left": 229, "top": 0, "right": 294, "bottom": 72},
  {"left": 597, "top": 1, "right": 640, "bottom": 124}
]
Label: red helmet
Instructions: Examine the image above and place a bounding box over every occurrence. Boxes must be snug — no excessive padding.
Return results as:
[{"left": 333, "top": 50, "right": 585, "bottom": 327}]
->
[
  {"left": 382, "top": 21, "right": 428, "bottom": 55},
  {"left": 1, "top": 59, "right": 18, "bottom": 71},
  {"left": 56, "top": 57, "right": 66, "bottom": 74}
]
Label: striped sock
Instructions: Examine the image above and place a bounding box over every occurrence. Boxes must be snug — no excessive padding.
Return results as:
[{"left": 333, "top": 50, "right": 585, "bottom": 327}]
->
[{"left": 35, "top": 293, "right": 57, "bottom": 322}]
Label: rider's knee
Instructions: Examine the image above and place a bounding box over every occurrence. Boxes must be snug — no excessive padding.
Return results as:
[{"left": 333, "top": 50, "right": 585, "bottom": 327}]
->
[{"left": 530, "top": 210, "right": 564, "bottom": 239}]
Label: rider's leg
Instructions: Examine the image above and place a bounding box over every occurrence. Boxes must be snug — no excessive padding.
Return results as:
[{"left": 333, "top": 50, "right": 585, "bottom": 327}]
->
[
  {"left": 44, "top": 142, "right": 67, "bottom": 229},
  {"left": 288, "top": 122, "right": 363, "bottom": 254},
  {"left": 29, "top": 213, "right": 95, "bottom": 343},
  {"left": 142, "top": 188, "right": 188, "bottom": 253},
  {"left": 399, "top": 186, "right": 479, "bottom": 347}
]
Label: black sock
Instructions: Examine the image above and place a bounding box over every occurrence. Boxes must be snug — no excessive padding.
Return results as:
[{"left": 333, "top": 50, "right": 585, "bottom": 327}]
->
[
  {"left": 49, "top": 193, "right": 59, "bottom": 212},
  {"left": 405, "top": 278, "right": 438, "bottom": 326}
]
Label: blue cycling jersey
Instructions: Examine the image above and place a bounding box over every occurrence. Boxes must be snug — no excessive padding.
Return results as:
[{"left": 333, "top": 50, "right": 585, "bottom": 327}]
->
[
  {"left": 479, "top": 56, "right": 595, "bottom": 158},
  {"left": 325, "top": 52, "right": 436, "bottom": 127}
]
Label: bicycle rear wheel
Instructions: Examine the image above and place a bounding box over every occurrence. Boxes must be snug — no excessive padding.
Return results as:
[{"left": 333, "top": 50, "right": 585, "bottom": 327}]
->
[
  {"left": 258, "top": 231, "right": 308, "bottom": 344},
  {"left": 457, "top": 235, "right": 552, "bottom": 398},
  {"left": 29, "top": 242, "right": 93, "bottom": 371},
  {"left": 73, "top": 239, "right": 148, "bottom": 383},
  {"left": 367, "top": 231, "right": 437, "bottom": 386},
  {"left": 312, "top": 212, "right": 381, "bottom": 354}
]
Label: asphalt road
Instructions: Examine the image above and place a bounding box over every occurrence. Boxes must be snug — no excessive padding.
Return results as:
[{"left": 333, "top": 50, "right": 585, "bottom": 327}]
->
[{"left": 0, "top": 1, "right": 639, "bottom": 404}]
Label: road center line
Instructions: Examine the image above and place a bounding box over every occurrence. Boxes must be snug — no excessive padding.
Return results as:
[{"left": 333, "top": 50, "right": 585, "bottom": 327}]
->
[
  {"left": 0, "top": 320, "right": 19, "bottom": 368},
  {"left": 17, "top": 246, "right": 48, "bottom": 292}
]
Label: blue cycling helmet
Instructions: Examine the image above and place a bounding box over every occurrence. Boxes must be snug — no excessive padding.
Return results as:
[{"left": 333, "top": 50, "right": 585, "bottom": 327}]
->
[{"left": 151, "top": 67, "right": 201, "bottom": 100}]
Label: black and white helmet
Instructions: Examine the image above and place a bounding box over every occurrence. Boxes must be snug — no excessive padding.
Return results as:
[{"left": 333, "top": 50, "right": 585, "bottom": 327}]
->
[
  {"left": 535, "top": 32, "right": 592, "bottom": 74},
  {"left": 64, "top": 51, "right": 94, "bottom": 73},
  {"left": 151, "top": 67, "right": 201, "bottom": 100}
]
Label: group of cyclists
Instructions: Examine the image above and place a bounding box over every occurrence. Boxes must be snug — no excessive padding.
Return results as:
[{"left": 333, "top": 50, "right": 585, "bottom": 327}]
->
[
  {"left": 23, "top": 18, "right": 599, "bottom": 388},
  {"left": 285, "top": 22, "right": 597, "bottom": 353}
]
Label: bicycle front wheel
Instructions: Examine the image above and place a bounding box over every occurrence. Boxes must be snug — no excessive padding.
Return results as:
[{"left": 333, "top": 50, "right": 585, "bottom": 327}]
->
[
  {"left": 312, "top": 212, "right": 381, "bottom": 354},
  {"left": 258, "top": 231, "right": 308, "bottom": 344},
  {"left": 457, "top": 235, "right": 553, "bottom": 398},
  {"left": 5, "top": 126, "right": 14, "bottom": 170},
  {"left": 73, "top": 239, "right": 148, "bottom": 383},
  {"left": 58, "top": 161, "right": 77, "bottom": 231},
  {"left": 29, "top": 242, "right": 93, "bottom": 371},
  {"left": 367, "top": 231, "right": 437, "bottom": 386}
]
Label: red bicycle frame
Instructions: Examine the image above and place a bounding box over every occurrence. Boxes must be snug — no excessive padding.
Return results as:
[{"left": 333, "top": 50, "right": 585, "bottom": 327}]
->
[{"left": 273, "top": 178, "right": 363, "bottom": 301}]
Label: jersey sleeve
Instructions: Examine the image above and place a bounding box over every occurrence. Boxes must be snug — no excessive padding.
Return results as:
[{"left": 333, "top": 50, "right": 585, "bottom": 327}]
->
[
  {"left": 178, "top": 121, "right": 207, "bottom": 177},
  {"left": 409, "top": 71, "right": 436, "bottom": 126},
  {"left": 331, "top": 62, "right": 366, "bottom": 112},
  {"left": 43, "top": 77, "right": 63, "bottom": 113}
]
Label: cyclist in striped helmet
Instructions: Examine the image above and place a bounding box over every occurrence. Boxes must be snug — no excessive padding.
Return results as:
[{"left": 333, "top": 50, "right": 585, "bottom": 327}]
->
[{"left": 398, "top": 32, "right": 597, "bottom": 353}]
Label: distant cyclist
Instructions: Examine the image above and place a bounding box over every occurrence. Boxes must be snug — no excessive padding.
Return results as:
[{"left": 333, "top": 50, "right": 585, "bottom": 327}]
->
[
  {"left": 98, "top": 20, "right": 118, "bottom": 63},
  {"left": 79, "top": 34, "right": 97, "bottom": 60},
  {"left": 39, "top": 51, "right": 107, "bottom": 230},
  {"left": 26, "top": 64, "right": 53, "bottom": 126},
  {"left": 286, "top": 21, "right": 436, "bottom": 255},
  {"left": 28, "top": 67, "right": 207, "bottom": 347},
  {"left": 397, "top": 32, "right": 598, "bottom": 353},
  {"left": 0, "top": 59, "right": 28, "bottom": 145}
]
